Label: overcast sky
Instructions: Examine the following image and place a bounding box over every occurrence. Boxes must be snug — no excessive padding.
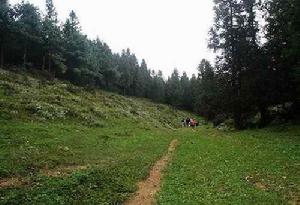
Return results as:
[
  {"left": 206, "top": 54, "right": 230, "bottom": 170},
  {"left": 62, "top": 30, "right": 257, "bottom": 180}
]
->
[{"left": 10, "top": 0, "right": 215, "bottom": 77}]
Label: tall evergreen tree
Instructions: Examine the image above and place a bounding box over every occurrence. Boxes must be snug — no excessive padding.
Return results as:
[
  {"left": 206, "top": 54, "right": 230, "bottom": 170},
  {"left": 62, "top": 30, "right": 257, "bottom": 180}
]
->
[
  {"left": 42, "top": 0, "right": 65, "bottom": 75},
  {"left": 14, "top": 1, "right": 42, "bottom": 67},
  {"left": 118, "top": 48, "right": 138, "bottom": 95},
  {"left": 0, "top": 1, "right": 12, "bottom": 68},
  {"left": 195, "top": 59, "right": 218, "bottom": 120},
  {"left": 209, "top": 0, "right": 261, "bottom": 129},
  {"left": 180, "top": 72, "right": 192, "bottom": 110},
  {"left": 165, "top": 69, "right": 182, "bottom": 107},
  {"left": 63, "top": 10, "right": 86, "bottom": 80},
  {"left": 148, "top": 70, "right": 165, "bottom": 102},
  {"left": 265, "top": 0, "right": 300, "bottom": 117}
]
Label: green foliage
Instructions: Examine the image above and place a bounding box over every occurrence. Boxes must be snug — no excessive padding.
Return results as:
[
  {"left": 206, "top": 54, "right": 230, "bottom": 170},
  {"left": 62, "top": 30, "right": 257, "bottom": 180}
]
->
[
  {"left": 13, "top": 2, "right": 42, "bottom": 67},
  {"left": 165, "top": 69, "right": 182, "bottom": 107},
  {"left": 0, "top": 1, "right": 13, "bottom": 68},
  {"left": 194, "top": 59, "right": 219, "bottom": 120}
]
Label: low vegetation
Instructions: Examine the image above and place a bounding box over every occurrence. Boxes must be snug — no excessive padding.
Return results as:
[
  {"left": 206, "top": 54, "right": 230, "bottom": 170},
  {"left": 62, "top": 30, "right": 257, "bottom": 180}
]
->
[{"left": 158, "top": 126, "right": 300, "bottom": 204}]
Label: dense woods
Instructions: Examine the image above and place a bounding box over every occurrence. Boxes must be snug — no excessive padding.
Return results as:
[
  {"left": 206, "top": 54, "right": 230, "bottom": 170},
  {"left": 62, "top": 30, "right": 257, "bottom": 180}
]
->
[{"left": 0, "top": 0, "right": 299, "bottom": 129}]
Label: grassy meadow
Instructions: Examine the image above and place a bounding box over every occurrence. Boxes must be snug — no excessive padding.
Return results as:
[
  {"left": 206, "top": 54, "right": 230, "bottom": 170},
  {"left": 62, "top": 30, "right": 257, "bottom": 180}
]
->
[
  {"left": 0, "top": 69, "right": 299, "bottom": 204},
  {"left": 158, "top": 126, "right": 300, "bottom": 204}
]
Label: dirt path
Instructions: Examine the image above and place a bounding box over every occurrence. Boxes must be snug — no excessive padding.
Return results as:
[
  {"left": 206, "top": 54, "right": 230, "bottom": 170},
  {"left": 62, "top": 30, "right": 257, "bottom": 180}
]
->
[
  {"left": 0, "top": 177, "right": 25, "bottom": 188},
  {"left": 124, "top": 139, "right": 178, "bottom": 205},
  {"left": 0, "top": 165, "right": 88, "bottom": 188}
]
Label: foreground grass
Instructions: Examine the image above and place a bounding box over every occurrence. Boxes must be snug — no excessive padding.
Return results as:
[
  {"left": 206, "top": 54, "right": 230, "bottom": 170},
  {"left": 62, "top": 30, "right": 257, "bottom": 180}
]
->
[
  {"left": 0, "top": 119, "right": 174, "bottom": 204},
  {"left": 158, "top": 126, "right": 300, "bottom": 204}
]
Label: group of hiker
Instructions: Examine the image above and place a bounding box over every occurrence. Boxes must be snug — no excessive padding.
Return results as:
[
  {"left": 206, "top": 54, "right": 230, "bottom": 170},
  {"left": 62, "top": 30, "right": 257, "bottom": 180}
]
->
[{"left": 181, "top": 118, "right": 199, "bottom": 128}]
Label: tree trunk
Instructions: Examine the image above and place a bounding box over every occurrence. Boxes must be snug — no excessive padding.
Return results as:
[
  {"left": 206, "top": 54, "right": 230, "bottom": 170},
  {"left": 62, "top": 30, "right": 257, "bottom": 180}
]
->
[
  {"left": 23, "top": 45, "right": 27, "bottom": 68},
  {"left": 53, "top": 67, "right": 56, "bottom": 78},
  {"left": 233, "top": 98, "right": 242, "bottom": 129},
  {"left": 0, "top": 43, "right": 4, "bottom": 69},
  {"left": 48, "top": 52, "right": 51, "bottom": 73},
  {"left": 229, "top": 1, "right": 243, "bottom": 130},
  {"left": 259, "top": 105, "right": 269, "bottom": 128},
  {"left": 235, "top": 70, "right": 242, "bottom": 129},
  {"left": 105, "top": 79, "right": 109, "bottom": 89},
  {"left": 42, "top": 55, "right": 45, "bottom": 70}
]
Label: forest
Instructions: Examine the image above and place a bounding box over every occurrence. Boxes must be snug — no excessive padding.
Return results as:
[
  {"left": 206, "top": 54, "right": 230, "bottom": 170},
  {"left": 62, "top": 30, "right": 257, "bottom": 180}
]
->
[{"left": 0, "top": 0, "right": 299, "bottom": 129}]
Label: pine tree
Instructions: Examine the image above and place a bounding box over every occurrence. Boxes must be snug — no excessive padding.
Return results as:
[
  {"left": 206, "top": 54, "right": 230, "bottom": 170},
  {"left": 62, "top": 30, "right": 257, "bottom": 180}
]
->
[
  {"left": 165, "top": 69, "right": 182, "bottom": 107},
  {"left": 194, "top": 59, "right": 218, "bottom": 120},
  {"left": 42, "top": 0, "right": 65, "bottom": 75},
  {"left": 0, "top": 1, "right": 12, "bottom": 68},
  {"left": 180, "top": 72, "right": 192, "bottom": 110},
  {"left": 265, "top": 0, "right": 300, "bottom": 118},
  {"left": 209, "top": 0, "right": 261, "bottom": 129},
  {"left": 148, "top": 70, "right": 165, "bottom": 102},
  {"left": 189, "top": 74, "right": 198, "bottom": 111},
  {"left": 101, "top": 42, "right": 117, "bottom": 89},
  {"left": 14, "top": 2, "right": 42, "bottom": 68},
  {"left": 63, "top": 10, "right": 86, "bottom": 80}
]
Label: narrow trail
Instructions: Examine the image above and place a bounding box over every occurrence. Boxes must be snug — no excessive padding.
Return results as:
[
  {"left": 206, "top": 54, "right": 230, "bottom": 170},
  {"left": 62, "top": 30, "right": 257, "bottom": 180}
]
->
[{"left": 124, "top": 139, "right": 178, "bottom": 205}]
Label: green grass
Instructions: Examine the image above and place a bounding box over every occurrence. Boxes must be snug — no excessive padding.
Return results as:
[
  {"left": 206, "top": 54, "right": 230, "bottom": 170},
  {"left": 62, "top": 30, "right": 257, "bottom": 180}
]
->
[
  {"left": 158, "top": 126, "right": 300, "bottom": 204},
  {"left": 0, "top": 69, "right": 193, "bottom": 204},
  {"left": 0, "top": 69, "right": 299, "bottom": 204},
  {"left": 0, "top": 120, "right": 175, "bottom": 204}
]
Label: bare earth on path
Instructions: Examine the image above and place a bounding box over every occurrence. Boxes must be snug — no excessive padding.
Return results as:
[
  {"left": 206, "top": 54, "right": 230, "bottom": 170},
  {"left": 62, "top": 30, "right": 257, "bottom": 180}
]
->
[
  {"left": 124, "top": 139, "right": 178, "bottom": 205},
  {"left": 0, "top": 165, "right": 88, "bottom": 188}
]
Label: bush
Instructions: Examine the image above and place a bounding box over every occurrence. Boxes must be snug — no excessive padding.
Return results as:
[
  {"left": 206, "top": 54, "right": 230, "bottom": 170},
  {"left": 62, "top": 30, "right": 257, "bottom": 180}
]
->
[
  {"left": 66, "top": 84, "right": 82, "bottom": 94},
  {"left": 2, "top": 84, "right": 18, "bottom": 96},
  {"left": 212, "top": 114, "right": 227, "bottom": 127},
  {"left": 26, "top": 102, "right": 67, "bottom": 120}
]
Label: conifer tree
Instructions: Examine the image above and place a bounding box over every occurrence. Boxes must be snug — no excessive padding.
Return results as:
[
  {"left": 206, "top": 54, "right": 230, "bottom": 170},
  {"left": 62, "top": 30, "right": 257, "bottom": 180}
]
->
[
  {"left": 42, "top": 0, "right": 65, "bottom": 75},
  {"left": 63, "top": 10, "right": 86, "bottom": 80},
  {"left": 0, "top": 1, "right": 12, "bottom": 68},
  {"left": 165, "top": 69, "right": 182, "bottom": 107},
  {"left": 14, "top": 2, "right": 42, "bottom": 67},
  {"left": 209, "top": 0, "right": 261, "bottom": 128}
]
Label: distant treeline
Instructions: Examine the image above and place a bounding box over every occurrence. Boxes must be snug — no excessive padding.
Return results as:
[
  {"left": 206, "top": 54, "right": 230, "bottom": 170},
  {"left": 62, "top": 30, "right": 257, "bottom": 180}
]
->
[{"left": 0, "top": 0, "right": 299, "bottom": 129}]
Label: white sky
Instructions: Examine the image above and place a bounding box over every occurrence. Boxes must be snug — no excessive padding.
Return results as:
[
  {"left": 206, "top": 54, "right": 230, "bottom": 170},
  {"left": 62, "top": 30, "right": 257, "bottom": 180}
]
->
[{"left": 10, "top": 0, "right": 215, "bottom": 77}]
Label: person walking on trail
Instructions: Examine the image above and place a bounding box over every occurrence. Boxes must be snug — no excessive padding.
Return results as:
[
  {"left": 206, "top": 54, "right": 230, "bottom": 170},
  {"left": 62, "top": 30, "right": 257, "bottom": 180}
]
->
[
  {"left": 181, "top": 118, "right": 199, "bottom": 128},
  {"left": 181, "top": 119, "right": 186, "bottom": 127},
  {"left": 190, "top": 118, "right": 195, "bottom": 127},
  {"left": 186, "top": 118, "right": 191, "bottom": 127}
]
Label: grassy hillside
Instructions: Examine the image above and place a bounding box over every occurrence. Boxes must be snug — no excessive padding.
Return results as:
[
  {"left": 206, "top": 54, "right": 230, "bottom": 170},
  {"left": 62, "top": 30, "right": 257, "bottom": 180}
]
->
[
  {"left": 0, "top": 69, "right": 194, "bottom": 204},
  {"left": 0, "top": 69, "right": 189, "bottom": 129}
]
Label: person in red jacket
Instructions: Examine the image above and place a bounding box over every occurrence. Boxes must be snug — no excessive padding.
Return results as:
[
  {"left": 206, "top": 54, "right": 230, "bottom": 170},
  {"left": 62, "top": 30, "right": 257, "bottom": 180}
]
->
[
  {"left": 190, "top": 119, "right": 195, "bottom": 127},
  {"left": 190, "top": 119, "right": 199, "bottom": 128}
]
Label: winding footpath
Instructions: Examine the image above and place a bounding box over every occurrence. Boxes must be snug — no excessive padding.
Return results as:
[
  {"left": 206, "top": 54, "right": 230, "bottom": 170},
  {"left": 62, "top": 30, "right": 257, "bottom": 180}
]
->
[{"left": 124, "top": 139, "right": 178, "bottom": 205}]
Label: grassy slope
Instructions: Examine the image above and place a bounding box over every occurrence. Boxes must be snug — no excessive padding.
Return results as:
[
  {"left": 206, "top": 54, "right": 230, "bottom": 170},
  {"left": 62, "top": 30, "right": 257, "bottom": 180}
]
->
[
  {"left": 1, "top": 69, "right": 299, "bottom": 204},
  {"left": 158, "top": 126, "right": 300, "bottom": 204},
  {"left": 0, "top": 69, "right": 193, "bottom": 204}
]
